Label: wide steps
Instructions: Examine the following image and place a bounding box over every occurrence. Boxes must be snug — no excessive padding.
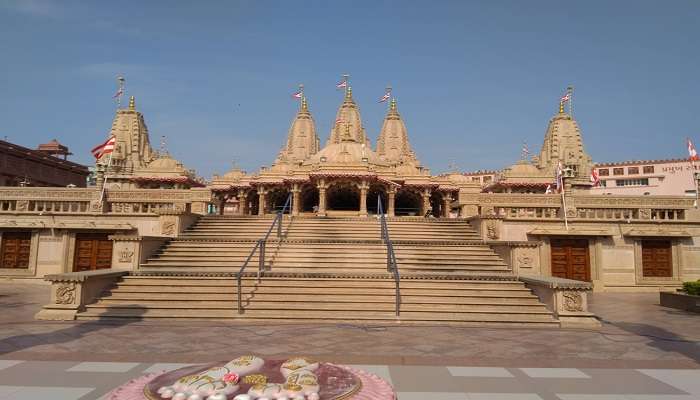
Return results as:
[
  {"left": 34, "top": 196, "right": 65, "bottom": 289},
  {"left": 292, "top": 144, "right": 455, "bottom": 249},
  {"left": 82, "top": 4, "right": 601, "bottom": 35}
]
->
[{"left": 78, "top": 307, "right": 557, "bottom": 324}]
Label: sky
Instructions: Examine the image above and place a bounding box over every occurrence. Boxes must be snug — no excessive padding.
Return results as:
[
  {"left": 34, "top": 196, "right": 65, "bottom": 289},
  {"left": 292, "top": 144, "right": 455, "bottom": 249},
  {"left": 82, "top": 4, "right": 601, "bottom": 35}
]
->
[{"left": 0, "top": 0, "right": 699, "bottom": 179}]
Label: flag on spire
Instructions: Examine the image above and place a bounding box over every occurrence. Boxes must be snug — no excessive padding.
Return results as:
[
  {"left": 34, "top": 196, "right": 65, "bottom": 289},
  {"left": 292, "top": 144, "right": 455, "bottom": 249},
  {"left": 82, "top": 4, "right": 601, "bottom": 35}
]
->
[
  {"left": 687, "top": 138, "right": 698, "bottom": 162},
  {"left": 112, "top": 88, "right": 123, "bottom": 99},
  {"left": 291, "top": 90, "right": 303, "bottom": 99},
  {"left": 91, "top": 136, "right": 116, "bottom": 159},
  {"left": 336, "top": 80, "right": 347, "bottom": 89},
  {"left": 378, "top": 91, "right": 391, "bottom": 103},
  {"left": 560, "top": 92, "right": 571, "bottom": 104}
]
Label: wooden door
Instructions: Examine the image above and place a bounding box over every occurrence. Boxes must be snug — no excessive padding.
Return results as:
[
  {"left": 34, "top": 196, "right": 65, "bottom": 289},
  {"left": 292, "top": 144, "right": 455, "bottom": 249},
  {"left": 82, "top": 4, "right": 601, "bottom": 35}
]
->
[
  {"left": 0, "top": 232, "right": 31, "bottom": 269},
  {"left": 642, "top": 240, "right": 672, "bottom": 278},
  {"left": 73, "top": 233, "right": 113, "bottom": 272},
  {"left": 551, "top": 239, "right": 591, "bottom": 281}
]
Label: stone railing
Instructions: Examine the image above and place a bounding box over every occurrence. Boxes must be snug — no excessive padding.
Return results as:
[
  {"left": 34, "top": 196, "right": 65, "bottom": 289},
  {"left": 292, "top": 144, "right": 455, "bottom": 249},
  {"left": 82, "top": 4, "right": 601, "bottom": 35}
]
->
[
  {"left": 476, "top": 193, "right": 695, "bottom": 222},
  {"left": 35, "top": 270, "right": 129, "bottom": 320},
  {"left": 0, "top": 187, "right": 212, "bottom": 215},
  {"left": 519, "top": 275, "right": 600, "bottom": 329}
]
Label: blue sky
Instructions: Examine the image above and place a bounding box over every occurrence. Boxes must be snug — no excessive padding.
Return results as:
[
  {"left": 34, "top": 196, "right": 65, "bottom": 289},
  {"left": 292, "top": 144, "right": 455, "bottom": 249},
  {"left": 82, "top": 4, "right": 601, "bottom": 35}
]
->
[{"left": 1, "top": 1, "right": 698, "bottom": 178}]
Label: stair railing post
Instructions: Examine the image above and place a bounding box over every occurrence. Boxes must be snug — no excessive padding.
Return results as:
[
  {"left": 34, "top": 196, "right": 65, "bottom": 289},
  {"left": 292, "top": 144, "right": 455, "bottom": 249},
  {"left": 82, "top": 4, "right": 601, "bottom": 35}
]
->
[
  {"left": 258, "top": 239, "right": 265, "bottom": 282},
  {"left": 277, "top": 212, "right": 282, "bottom": 238},
  {"left": 237, "top": 274, "right": 242, "bottom": 314}
]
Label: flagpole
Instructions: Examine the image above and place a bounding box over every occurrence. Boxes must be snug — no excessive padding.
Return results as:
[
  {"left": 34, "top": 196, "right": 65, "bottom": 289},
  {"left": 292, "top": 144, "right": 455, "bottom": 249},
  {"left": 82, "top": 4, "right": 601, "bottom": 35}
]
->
[
  {"left": 343, "top": 74, "right": 349, "bottom": 96},
  {"left": 567, "top": 86, "right": 573, "bottom": 117},
  {"left": 561, "top": 182, "right": 569, "bottom": 230},
  {"left": 98, "top": 151, "right": 113, "bottom": 205},
  {"left": 298, "top": 83, "right": 304, "bottom": 110}
]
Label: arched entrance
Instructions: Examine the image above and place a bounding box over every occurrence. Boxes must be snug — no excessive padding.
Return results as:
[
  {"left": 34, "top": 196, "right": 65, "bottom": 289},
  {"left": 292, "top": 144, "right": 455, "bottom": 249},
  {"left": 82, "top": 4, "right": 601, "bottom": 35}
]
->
[
  {"left": 267, "top": 187, "right": 291, "bottom": 213},
  {"left": 300, "top": 183, "right": 319, "bottom": 212},
  {"left": 327, "top": 181, "right": 360, "bottom": 211},
  {"left": 245, "top": 191, "right": 259, "bottom": 215},
  {"left": 430, "top": 191, "right": 444, "bottom": 218},
  {"left": 395, "top": 188, "right": 422, "bottom": 216},
  {"left": 367, "top": 183, "right": 387, "bottom": 214}
]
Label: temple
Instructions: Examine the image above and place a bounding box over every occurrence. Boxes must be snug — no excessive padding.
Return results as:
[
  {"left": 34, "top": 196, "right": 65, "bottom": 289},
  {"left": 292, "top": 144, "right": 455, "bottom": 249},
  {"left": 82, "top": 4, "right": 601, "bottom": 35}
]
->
[
  {"left": 210, "top": 87, "right": 464, "bottom": 218},
  {"left": 0, "top": 81, "right": 698, "bottom": 328}
]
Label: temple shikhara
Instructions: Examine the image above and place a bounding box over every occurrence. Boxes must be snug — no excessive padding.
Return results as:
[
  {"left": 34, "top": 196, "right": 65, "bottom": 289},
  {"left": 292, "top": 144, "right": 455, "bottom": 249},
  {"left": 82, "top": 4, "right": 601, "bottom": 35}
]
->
[{"left": 1, "top": 78, "right": 698, "bottom": 328}]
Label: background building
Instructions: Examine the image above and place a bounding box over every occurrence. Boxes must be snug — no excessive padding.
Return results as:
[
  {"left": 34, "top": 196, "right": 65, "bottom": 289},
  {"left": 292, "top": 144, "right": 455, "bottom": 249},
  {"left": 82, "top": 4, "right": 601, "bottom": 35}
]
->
[
  {"left": 591, "top": 159, "right": 698, "bottom": 196},
  {"left": 0, "top": 138, "right": 88, "bottom": 187}
]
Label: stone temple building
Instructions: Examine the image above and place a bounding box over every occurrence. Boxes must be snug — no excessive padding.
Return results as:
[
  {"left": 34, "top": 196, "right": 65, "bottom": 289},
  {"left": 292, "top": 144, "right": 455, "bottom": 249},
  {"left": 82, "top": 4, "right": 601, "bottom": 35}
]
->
[
  {"left": 209, "top": 88, "right": 465, "bottom": 219},
  {"left": 0, "top": 82, "right": 698, "bottom": 328}
]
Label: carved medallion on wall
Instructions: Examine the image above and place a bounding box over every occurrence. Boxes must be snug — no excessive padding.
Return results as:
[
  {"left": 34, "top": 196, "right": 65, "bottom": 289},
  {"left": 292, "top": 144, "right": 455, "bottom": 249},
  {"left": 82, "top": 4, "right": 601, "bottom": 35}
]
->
[
  {"left": 516, "top": 249, "right": 536, "bottom": 269},
  {"left": 562, "top": 291, "right": 584, "bottom": 312},
  {"left": 55, "top": 283, "right": 76, "bottom": 305},
  {"left": 119, "top": 249, "right": 134, "bottom": 263},
  {"left": 16, "top": 200, "right": 29, "bottom": 212},
  {"left": 639, "top": 208, "right": 651, "bottom": 220},
  {"left": 161, "top": 219, "right": 176, "bottom": 236}
]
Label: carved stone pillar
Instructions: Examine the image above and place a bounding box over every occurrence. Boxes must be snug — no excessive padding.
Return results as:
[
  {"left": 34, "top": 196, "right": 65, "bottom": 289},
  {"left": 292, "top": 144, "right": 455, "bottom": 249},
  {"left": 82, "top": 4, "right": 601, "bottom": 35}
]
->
[
  {"left": 387, "top": 187, "right": 396, "bottom": 217},
  {"left": 237, "top": 189, "right": 247, "bottom": 215},
  {"left": 442, "top": 194, "right": 451, "bottom": 218},
  {"left": 317, "top": 179, "right": 327, "bottom": 217},
  {"left": 421, "top": 188, "right": 431, "bottom": 216},
  {"left": 257, "top": 187, "right": 266, "bottom": 216},
  {"left": 359, "top": 180, "right": 369, "bottom": 217},
  {"left": 291, "top": 183, "right": 301, "bottom": 216}
]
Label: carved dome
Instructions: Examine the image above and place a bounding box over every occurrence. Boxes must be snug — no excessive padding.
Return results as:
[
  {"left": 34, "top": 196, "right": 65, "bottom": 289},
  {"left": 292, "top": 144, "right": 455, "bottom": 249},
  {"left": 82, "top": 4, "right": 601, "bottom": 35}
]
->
[
  {"left": 277, "top": 97, "right": 319, "bottom": 164},
  {"left": 327, "top": 87, "right": 371, "bottom": 147},
  {"left": 376, "top": 98, "right": 418, "bottom": 164},
  {"left": 146, "top": 154, "right": 185, "bottom": 172}
]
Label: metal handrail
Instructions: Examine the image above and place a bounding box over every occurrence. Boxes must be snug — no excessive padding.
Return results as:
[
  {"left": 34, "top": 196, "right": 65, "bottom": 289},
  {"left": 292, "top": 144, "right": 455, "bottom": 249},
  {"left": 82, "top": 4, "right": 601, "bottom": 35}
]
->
[
  {"left": 237, "top": 193, "right": 292, "bottom": 314},
  {"left": 377, "top": 195, "right": 401, "bottom": 316}
]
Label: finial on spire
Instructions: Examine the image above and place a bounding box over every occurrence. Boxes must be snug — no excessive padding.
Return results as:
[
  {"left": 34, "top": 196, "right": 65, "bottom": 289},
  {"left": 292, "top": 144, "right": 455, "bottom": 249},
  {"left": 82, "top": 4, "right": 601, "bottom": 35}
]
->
[
  {"left": 521, "top": 141, "right": 530, "bottom": 160},
  {"left": 128, "top": 96, "right": 135, "bottom": 110},
  {"left": 345, "top": 86, "right": 353, "bottom": 101},
  {"left": 114, "top": 75, "right": 125, "bottom": 109},
  {"left": 301, "top": 96, "right": 308, "bottom": 111},
  {"left": 160, "top": 135, "right": 168, "bottom": 155},
  {"left": 390, "top": 97, "right": 397, "bottom": 111}
]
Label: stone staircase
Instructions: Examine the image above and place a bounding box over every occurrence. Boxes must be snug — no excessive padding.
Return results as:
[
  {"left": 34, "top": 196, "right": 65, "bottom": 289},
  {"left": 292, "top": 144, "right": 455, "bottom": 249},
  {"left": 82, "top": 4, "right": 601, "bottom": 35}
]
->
[{"left": 78, "top": 216, "right": 558, "bottom": 326}]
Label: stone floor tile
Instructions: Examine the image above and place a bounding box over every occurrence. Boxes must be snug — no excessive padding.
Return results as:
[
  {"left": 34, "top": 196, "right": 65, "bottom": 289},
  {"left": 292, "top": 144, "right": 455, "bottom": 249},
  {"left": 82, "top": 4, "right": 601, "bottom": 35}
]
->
[
  {"left": 447, "top": 367, "right": 514, "bottom": 378},
  {"left": 346, "top": 364, "right": 392, "bottom": 384},
  {"left": 0, "top": 361, "right": 23, "bottom": 371},
  {"left": 66, "top": 361, "right": 140, "bottom": 373},
  {"left": 0, "top": 385, "right": 95, "bottom": 400},
  {"left": 142, "top": 363, "right": 193, "bottom": 374},
  {"left": 397, "top": 392, "right": 469, "bottom": 400},
  {"left": 637, "top": 369, "right": 700, "bottom": 395},
  {"left": 467, "top": 394, "right": 543, "bottom": 400},
  {"left": 556, "top": 395, "right": 627, "bottom": 400},
  {"left": 624, "top": 396, "right": 699, "bottom": 400},
  {"left": 521, "top": 368, "right": 590, "bottom": 378}
]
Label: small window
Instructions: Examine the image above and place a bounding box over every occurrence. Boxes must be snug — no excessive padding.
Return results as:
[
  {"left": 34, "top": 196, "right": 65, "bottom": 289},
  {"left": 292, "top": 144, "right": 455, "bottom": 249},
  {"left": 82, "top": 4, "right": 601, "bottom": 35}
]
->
[
  {"left": 471, "top": 177, "right": 480, "bottom": 182},
  {"left": 599, "top": 180, "right": 607, "bottom": 187},
  {"left": 615, "top": 178, "right": 649, "bottom": 187},
  {"left": 628, "top": 167, "right": 639, "bottom": 175},
  {"left": 598, "top": 169, "right": 609, "bottom": 176},
  {"left": 483, "top": 176, "right": 492, "bottom": 183},
  {"left": 613, "top": 168, "right": 624, "bottom": 176},
  {"left": 643, "top": 166, "right": 654, "bottom": 174}
]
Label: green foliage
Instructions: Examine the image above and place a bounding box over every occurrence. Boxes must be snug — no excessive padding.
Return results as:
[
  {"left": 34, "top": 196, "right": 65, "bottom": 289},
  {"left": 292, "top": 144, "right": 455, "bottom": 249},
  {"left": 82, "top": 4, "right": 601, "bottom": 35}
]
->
[{"left": 682, "top": 280, "right": 700, "bottom": 296}]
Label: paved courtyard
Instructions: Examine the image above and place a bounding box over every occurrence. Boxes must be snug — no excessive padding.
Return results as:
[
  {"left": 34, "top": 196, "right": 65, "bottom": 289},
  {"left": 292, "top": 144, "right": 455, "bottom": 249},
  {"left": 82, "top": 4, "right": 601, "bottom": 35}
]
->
[{"left": 0, "top": 281, "right": 698, "bottom": 399}]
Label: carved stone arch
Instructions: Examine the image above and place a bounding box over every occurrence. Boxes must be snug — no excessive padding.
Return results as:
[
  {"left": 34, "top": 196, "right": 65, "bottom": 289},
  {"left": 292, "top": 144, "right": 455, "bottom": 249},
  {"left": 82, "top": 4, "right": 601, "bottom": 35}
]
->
[
  {"left": 245, "top": 190, "right": 259, "bottom": 215},
  {"left": 299, "top": 182, "right": 319, "bottom": 212},
  {"left": 367, "top": 182, "right": 388, "bottom": 214},
  {"left": 326, "top": 179, "right": 361, "bottom": 211},
  {"left": 267, "top": 186, "right": 291, "bottom": 213},
  {"left": 395, "top": 186, "right": 423, "bottom": 216}
]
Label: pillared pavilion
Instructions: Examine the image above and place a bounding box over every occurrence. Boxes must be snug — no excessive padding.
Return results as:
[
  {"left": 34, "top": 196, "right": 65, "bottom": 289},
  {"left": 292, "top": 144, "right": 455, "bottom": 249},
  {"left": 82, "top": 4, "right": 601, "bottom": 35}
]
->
[{"left": 209, "top": 86, "right": 474, "bottom": 217}]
